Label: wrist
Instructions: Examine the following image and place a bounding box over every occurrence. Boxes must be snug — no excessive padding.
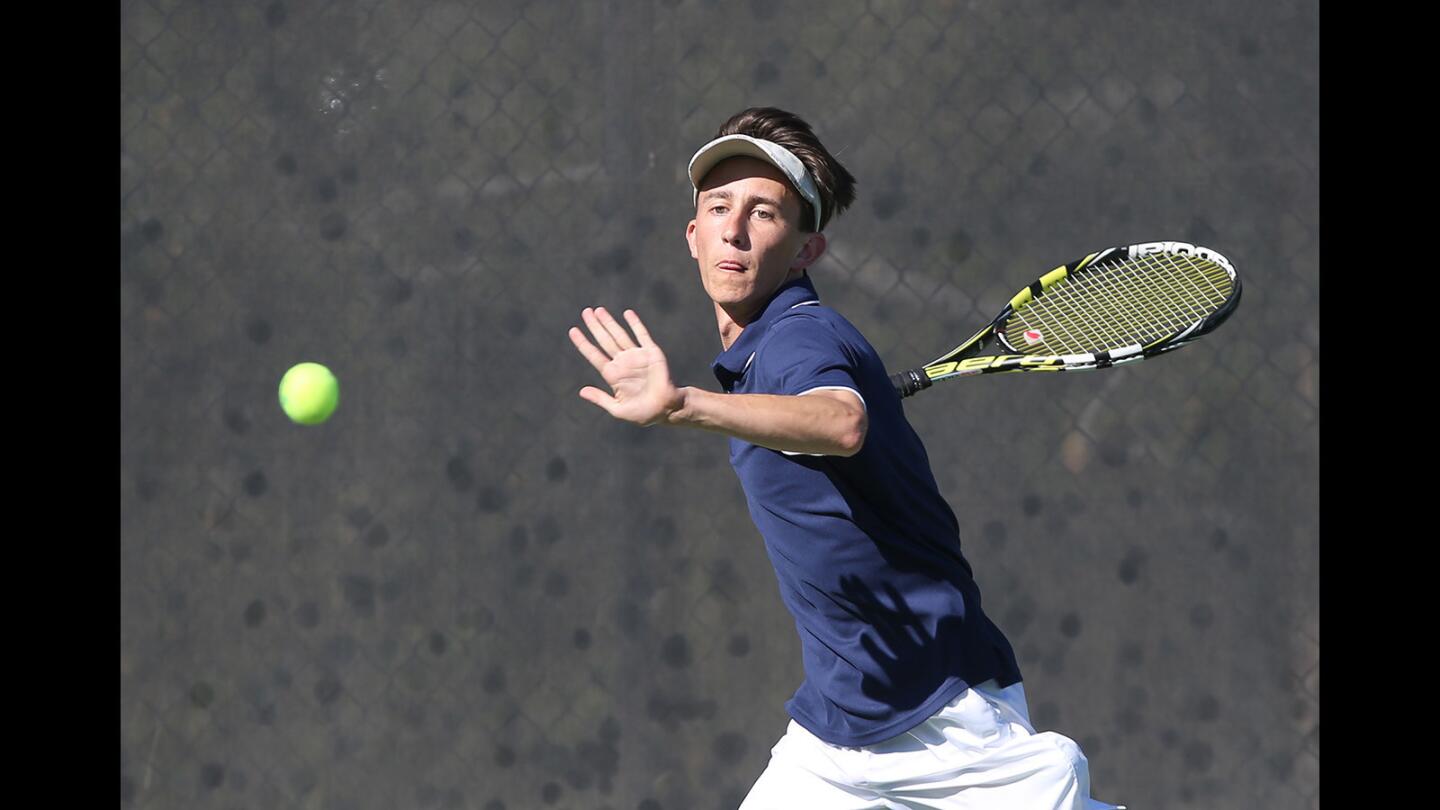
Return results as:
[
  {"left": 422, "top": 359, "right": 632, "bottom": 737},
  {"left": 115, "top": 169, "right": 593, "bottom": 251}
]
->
[{"left": 663, "top": 386, "right": 692, "bottom": 426}]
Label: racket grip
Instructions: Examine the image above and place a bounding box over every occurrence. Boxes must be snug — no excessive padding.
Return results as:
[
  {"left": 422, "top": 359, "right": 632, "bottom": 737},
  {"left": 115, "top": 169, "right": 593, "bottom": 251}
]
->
[{"left": 891, "top": 369, "right": 932, "bottom": 399}]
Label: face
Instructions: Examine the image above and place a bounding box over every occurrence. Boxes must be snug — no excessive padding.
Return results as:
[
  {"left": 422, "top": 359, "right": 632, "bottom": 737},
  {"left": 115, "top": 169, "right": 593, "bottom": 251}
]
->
[{"left": 685, "top": 156, "right": 825, "bottom": 325}]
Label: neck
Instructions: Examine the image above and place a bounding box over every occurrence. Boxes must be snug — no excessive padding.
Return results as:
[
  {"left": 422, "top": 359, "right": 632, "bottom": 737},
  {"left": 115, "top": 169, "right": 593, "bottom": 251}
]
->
[
  {"left": 715, "top": 303, "right": 748, "bottom": 351},
  {"left": 713, "top": 270, "right": 806, "bottom": 351}
]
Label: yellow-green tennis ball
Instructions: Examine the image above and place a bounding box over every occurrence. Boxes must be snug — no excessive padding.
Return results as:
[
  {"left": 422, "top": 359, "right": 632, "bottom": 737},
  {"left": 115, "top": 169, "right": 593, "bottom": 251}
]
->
[{"left": 278, "top": 362, "right": 339, "bottom": 425}]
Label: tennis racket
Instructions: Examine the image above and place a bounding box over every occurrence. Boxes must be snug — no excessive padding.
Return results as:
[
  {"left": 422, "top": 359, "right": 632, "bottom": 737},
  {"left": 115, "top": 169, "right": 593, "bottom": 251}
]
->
[{"left": 890, "top": 240, "right": 1241, "bottom": 398}]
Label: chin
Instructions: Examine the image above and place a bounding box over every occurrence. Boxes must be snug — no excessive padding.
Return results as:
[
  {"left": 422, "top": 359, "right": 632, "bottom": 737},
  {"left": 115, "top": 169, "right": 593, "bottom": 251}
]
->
[
  {"left": 704, "top": 277, "right": 752, "bottom": 303},
  {"left": 707, "top": 293, "right": 746, "bottom": 310}
]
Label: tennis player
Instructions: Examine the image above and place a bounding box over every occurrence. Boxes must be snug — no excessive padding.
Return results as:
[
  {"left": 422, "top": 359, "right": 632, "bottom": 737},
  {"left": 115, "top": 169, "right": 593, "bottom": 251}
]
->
[{"left": 569, "top": 107, "right": 1123, "bottom": 810}]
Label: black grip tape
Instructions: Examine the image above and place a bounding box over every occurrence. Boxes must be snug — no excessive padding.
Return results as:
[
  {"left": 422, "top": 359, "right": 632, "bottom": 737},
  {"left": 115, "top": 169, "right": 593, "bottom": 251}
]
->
[{"left": 890, "top": 369, "right": 933, "bottom": 399}]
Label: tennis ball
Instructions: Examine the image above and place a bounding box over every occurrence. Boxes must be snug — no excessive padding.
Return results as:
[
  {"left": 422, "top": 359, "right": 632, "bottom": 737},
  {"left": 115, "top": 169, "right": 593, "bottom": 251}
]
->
[{"left": 278, "top": 362, "right": 339, "bottom": 425}]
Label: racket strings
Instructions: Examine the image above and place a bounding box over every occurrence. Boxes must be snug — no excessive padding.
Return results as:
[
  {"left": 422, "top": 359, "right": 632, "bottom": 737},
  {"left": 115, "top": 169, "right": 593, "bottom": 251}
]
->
[
  {"left": 1091, "top": 258, "right": 1198, "bottom": 343},
  {"left": 1085, "top": 253, "right": 1231, "bottom": 343},
  {"left": 1075, "top": 254, "right": 1226, "bottom": 347},
  {"left": 1131, "top": 252, "right": 1233, "bottom": 342},
  {"left": 1013, "top": 283, "right": 1096, "bottom": 354},
  {"left": 1012, "top": 262, "right": 1169, "bottom": 353},
  {"left": 1018, "top": 276, "right": 1131, "bottom": 353},
  {"left": 1024, "top": 268, "right": 1156, "bottom": 353},
  {"left": 1128, "top": 253, "right": 1230, "bottom": 329},
  {"left": 1006, "top": 253, "right": 1232, "bottom": 355},
  {"left": 1046, "top": 264, "right": 1155, "bottom": 348},
  {"left": 1151, "top": 250, "right": 1232, "bottom": 302}
]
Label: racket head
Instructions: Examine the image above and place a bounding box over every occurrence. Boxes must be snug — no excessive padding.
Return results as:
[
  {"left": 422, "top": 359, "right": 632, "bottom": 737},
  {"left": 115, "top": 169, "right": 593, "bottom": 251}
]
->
[
  {"left": 913, "top": 241, "right": 1241, "bottom": 387},
  {"left": 994, "top": 241, "right": 1240, "bottom": 366}
]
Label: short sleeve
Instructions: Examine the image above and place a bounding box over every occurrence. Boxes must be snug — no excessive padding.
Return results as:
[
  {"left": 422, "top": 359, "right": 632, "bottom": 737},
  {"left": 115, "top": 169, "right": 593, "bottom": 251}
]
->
[{"left": 749, "top": 314, "right": 863, "bottom": 403}]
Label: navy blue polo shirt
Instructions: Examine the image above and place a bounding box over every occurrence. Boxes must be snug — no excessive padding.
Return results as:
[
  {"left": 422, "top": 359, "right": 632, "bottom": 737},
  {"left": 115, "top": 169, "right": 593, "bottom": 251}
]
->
[{"left": 712, "top": 274, "right": 1022, "bottom": 748}]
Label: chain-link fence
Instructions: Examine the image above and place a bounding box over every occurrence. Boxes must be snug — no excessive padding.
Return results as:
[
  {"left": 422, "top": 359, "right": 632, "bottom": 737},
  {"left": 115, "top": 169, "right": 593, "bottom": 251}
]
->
[{"left": 121, "top": 1, "right": 1318, "bottom": 808}]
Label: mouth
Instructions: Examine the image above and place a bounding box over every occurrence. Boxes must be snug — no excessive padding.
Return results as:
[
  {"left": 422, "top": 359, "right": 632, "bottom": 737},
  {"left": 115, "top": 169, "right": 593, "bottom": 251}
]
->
[{"left": 716, "top": 261, "right": 746, "bottom": 273}]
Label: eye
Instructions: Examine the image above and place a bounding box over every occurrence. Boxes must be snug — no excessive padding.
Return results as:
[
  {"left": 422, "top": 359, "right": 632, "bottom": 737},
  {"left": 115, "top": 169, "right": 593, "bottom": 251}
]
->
[
  {"left": 754, "top": 209, "right": 775, "bottom": 220},
  {"left": 709, "top": 204, "right": 728, "bottom": 215}
]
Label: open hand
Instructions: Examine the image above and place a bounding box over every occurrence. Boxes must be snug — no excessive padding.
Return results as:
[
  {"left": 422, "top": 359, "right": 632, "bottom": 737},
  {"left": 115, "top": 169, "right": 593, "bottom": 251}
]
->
[{"left": 568, "top": 307, "right": 684, "bottom": 426}]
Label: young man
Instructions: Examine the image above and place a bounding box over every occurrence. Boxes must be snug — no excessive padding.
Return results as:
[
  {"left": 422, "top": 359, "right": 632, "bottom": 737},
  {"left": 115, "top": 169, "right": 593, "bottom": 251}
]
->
[{"left": 569, "top": 108, "right": 1123, "bottom": 810}]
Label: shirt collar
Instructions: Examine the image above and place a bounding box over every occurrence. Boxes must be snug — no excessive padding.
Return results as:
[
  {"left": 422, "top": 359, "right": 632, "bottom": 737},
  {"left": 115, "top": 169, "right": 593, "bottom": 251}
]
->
[{"left": 711, "top": 273, "right": 821, "bottom": 388}]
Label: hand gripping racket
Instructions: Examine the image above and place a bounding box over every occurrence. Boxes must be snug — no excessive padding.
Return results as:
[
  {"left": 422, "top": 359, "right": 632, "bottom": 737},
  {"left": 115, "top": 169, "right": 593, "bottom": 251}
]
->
[{"left": 890, "top": 241, "right": 1241, "bottom": 398}]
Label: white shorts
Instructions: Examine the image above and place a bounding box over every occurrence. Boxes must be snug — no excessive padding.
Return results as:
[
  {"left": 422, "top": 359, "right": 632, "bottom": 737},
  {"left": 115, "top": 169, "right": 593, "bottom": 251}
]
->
[{"left": 739, "top": 680, "right": 1125, "bottom": 810}]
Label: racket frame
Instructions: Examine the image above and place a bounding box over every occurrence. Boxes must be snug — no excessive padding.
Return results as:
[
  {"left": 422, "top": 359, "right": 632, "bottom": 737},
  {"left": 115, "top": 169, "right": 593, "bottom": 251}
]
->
[{"left": 891, "top": 241, "right": 1241, "bottom": 398}]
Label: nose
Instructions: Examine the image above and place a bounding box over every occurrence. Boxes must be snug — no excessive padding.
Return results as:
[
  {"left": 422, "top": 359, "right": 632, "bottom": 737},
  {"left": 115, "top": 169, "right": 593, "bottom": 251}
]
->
[{"left": 721, "top": 209, "right": 747, "bottom": 248}]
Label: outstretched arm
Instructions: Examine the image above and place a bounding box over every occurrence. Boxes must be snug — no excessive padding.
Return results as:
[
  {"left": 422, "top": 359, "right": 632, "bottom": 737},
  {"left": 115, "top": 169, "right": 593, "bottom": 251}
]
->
[{"left": 568, "top": 307, "right": 867, "bottom": 456}]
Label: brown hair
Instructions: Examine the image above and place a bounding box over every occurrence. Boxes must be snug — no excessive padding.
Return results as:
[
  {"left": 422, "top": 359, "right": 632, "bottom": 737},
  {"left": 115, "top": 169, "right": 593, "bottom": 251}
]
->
[{"left": 714, "top": 107, "right": 857, "bottom": 233}]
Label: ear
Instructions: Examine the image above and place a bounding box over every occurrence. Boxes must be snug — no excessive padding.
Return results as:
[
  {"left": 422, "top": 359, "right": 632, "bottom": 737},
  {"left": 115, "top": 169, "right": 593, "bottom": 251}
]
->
[
  {"left": 685, "top": 219, "right": 698, "bottom": 260},
  {"left": 791, "top": 232, "right": 828, "bottom": 269}
]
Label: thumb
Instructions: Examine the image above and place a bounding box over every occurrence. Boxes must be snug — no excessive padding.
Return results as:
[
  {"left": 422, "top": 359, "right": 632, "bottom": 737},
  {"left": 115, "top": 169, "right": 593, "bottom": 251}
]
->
[{"left": 578, "top": 386, "right": 618, "bottom": 414}]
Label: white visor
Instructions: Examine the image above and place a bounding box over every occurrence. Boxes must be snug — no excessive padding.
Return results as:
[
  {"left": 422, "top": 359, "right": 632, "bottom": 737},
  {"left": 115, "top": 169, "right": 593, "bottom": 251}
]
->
[{"left": 688, "top": 134, "right": 824, "bottom": 230}]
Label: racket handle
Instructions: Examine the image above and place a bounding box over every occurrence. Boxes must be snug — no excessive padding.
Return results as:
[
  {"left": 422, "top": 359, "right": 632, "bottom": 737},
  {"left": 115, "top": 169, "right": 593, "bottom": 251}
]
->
[{"left": 891, "top": 369, "right": 932, "bottom": 399}]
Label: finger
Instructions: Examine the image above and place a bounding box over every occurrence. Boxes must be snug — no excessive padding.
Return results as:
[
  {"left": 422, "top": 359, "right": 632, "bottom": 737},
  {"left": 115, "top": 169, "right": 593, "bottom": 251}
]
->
[
  {"left": 569, "top": 327, "right": 613, "bottom": 373},
  {"left": 593, "top": 306, "right": 638, "bottom": 352},
  {"left": 581, "top": 308, "right": 625, "bottom": 357},
  {"left": 577, "top": 385, "right": 617, "bottom": 414},
  {"left": 623, "top": 310, "right": 655, "bottom": 348}
]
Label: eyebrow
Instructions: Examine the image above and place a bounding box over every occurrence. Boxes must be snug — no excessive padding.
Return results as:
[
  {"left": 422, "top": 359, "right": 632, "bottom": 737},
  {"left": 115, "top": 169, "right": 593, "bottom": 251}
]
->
[{"left": 698, "top": 189, "right": 786, "bottom": 210}]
